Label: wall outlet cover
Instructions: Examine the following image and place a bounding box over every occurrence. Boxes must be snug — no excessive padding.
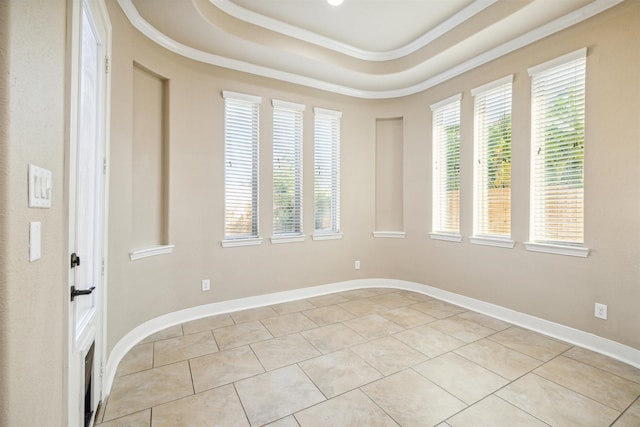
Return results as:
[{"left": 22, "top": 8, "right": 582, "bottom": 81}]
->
[{"left": 594, "top": 303, "right": 607, "bottom": 320}]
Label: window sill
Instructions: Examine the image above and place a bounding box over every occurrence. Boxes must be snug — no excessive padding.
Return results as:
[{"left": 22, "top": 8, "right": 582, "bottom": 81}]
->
[
  {"left": 525, "top": 242, "right": 589, "bottom": 258},
  {"left": 470, "top": 236, "right": 515, "bottom": 249},
  {"left": 312, "top": 233, "right": 343, "bottom": 241},
  {"left": 429, "top": 232, "right": 462, "bottom": 242},
  {"left": 270, "top": 235, "right": 306, "bottom": 244},
  {"left": 221, "top": 238, "right": 263, "bottom": 248},
  {"left": 129, "top": 244, "right": 175, "bottom": 261},
  {"left": 372, "top": 231, "right": 406, "bottom": 239}
]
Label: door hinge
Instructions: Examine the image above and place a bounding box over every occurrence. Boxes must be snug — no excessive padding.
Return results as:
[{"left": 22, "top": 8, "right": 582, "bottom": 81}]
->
[
  {"left": 103, "top": 157, "right": 107, "bottom": 174},
  {"left": 101, "top": 258, "right": 105, "bottom": 276},
  {"left": 105, "top": 56, "right": 110, "bottom": 74}
]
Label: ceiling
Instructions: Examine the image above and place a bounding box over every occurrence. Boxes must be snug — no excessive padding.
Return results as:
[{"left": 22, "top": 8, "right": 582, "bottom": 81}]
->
[{"left": 118, "top": 0, "right": 622, "bottom": 99}]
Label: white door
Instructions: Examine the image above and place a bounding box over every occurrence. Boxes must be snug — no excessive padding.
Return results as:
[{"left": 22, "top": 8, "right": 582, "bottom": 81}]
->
[{"left": 68, "top": 1, "right": 110, "bottom": 426}]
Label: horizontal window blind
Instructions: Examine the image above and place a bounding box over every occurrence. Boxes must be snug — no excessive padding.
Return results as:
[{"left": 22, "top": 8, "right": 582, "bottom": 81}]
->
[
  {"left": 223, "top": 92, "right": 261, "bottom": 239},
  {"left": 529, "top": 50, "right": 586, "bottom": 245},
  {"left": 273, "top": 100, "right": 304, "bottom": 236},
  {"left": 431, "top": 95, "right": 461, "bottom": 235},
  {"left": 314, "top": 108, "right": 341, "bottom": 234},
  {"left": 473, "top": 77, "right": 513, "bottom": 238}
]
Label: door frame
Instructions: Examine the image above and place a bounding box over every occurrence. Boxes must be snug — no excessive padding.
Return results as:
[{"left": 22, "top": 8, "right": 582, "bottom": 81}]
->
[{"left": 66, "top": 0, "right": 111, "bottom": 425}]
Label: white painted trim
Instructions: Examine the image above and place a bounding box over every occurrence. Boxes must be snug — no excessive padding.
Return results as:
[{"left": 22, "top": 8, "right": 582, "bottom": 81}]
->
[
  {"left": 430, "top": 93, "right": 462, "bottom": 111},
  {"left": 221, "top": 238, "right": 263, "bottom": 248},
  {"left": 129, "top": 244, "right": 175, "bottom": 261},
  {"left": 470, "top": 236, "right": 515, "bottom": 249},
  {"left": 207, "top": 0, "right": 497, "bottom": 62},
  {"left": 117, "top": 0, "right": 622, "bottom": 99},
  {"left": 103, "top": 278, "right": 640, "bottom": 401},
  {"left": 525, "top": 242, "right": 590, "bottom": 258},
  {"left": 429, "top": 232, "right": 463, "bottom": 243},
  {"left": 528, "top": 47, "right": 588, "bottom": 76},
  {"left": 222, "top": 90, "right": 262, "bottom": 104},
  {"left": 314, "top": 107, "right": 342, "bottom": 118},
  {"left": 311, "top": 233, "right": 343, "bottom": 241},
  {"left": 272, "top": 99, "right": 305, "bottom": 111},
  {"left": 270, "top": 235, "right": 306, "bottom": 244},
  {"left": 372, "top": 231, "right": 406, "bottom": 239},
  {"left": 471, "top": 74, "right": 514, "bottom": 96}
]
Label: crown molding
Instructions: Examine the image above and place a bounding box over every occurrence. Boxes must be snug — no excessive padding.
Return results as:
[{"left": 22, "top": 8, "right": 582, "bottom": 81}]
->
[
  {"left": 208, "top": 0, "right": 498, "bottom": 62},
  {"left": 118, "top": 0, "right": 623, "bottom": 99}
]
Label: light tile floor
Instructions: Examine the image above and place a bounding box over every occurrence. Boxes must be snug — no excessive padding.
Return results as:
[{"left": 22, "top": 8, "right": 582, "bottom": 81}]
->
[{"left": 96, "top": 288, "right": 640, "bottom": 427}]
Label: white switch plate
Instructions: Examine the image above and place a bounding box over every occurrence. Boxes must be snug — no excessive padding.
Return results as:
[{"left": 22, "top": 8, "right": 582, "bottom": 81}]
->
[
  {"left": 28, "top": 164, "right": 52, "bottom": 208},
  {"left": 354, "top": 260, "right": 361, "bottom": 270},
  {"left": 29, "top": 221, "right": 41, "bottom": 262},
  {"left": 202, "top": 279, "right": 210, "bottom": 291}
]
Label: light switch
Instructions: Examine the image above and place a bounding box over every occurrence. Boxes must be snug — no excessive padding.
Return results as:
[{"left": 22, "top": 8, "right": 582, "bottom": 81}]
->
[
  {"left": 29, "top": 221, "right": 41, "bottom": 262},
  {"left": 28, "top": 164, "right": 52, "bottom": 208}
]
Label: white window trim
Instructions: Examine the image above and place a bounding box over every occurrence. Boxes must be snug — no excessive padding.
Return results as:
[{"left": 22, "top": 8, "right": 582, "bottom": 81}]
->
[
  {"left": 129, "top": 244, "right": 175, "bottom": 261},
  {"left": 372, "top": 231, "right": 406, "bottom": 239},
  {"left": 528, "top": 49, "right": 587, "bottom": 250},
  {"left": 470, "top": 74, "right": 514, "bottom": 96},
  {"left": 314, "top": 107, "right": 341, "bottom": 235},
  {"left": 270, "top": 235, "right": 306, "bottom": 244},
  {"left": 312, "top": 233, "right": 343, "bottom": 241},
  {"left": 222, "top": 90, "right": 262, "bottom": 104},
  {"left": 314, "top": 107, "right": 342, "bottom": 118},
  {"left": 272, "top": 99, "right": 305, "bottom": 237},
  {"left": 430, "top": 93, "right": 462, "bottom": 112},
  {"left": 472, "top": 76, "right": 513, "bottom": 240},
  {"left": 221, "top": 238, "right": 263, "bottom": 248},
  {"left": 431, "top": 94, "right": 462, "bottom": 236},
  {"left": 223, "top": 91, "right": 262, "bottom": 240},
  {"left": 469, "top": 236, "right": 515, "bottom": 249},
  {"left": 527, "top": 47, "right": 587, "bottom": 76},
  {"left": 273, "top": 99, "right": 305, "bottom": 111},
  {"left": 429, "top": 232, "right": 463, "bottom": 243},
  {"left": 524, "top": 242, "right": 589, "bottom": 258}
]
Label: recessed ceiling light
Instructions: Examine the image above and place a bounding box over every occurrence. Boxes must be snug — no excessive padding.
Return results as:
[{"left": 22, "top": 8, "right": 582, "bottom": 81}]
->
[{"left": 327, "top": 0, "right": 344, "bottom": 6}]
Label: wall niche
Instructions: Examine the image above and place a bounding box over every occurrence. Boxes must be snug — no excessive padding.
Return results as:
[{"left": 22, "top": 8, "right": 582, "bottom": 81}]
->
[
  {"left": 374, "top": 117, "right": 404, "bottom": 237},
  {"left": 131, "top": 63, "right": 170, "bottom": 256}
]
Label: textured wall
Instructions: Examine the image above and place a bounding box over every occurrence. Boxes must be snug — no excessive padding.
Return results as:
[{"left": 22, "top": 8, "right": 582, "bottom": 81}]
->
[
  {"left": 0, "top": 0, "right": 68, "bottom": 425},
  {"left": 106, "top": 0, "right": 640, "bottom": 358}
]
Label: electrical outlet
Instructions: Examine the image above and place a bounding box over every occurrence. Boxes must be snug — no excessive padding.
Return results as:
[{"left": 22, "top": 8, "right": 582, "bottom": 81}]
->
[
  {"left": 202, "top": 279, "right": 210, "bottom": 292},
  {"left": 594, "top": 303, "right": 607, "bottom": 320},
  {"left": 354, "top": 260, "right": 361, "bottom": 270}
]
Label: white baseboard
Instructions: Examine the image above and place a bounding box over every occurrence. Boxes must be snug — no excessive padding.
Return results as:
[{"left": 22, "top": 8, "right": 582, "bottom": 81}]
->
[{"left": 103, "top": 278, "right": 640, "bottom": 399}]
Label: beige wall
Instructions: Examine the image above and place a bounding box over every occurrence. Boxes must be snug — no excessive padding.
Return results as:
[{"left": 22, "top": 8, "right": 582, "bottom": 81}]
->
[
  {"left": 0, "top": 0, "right": 68, "bottom": 425},
  {"left": 383, "top": 2, "right": 640, "bottom": 349},
  {"left": 0, "top": 1, "right": 638, "bottom": 424},
  {"left": 106, "top": 0, "right": 640, "bottom": 355}
]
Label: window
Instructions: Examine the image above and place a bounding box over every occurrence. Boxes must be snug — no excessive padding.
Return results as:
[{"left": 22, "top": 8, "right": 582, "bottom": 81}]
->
[
  {"left": 272, "top": 100, "right": 304, "bottom": 241},
  {"left": 430, "top": 94, "right": 462, "bottom": 241},
  {"left": 222, "top": 91, "right": 262, "bottom": 246},
  {"left": 471, "top": 76, "right": 514, "bottom": 248},
  {"left": 313, "top": 107, "right": 341, "bottom": 239},
  {"left": 527, "top": 48, "right": 588, "bottom": 257}
]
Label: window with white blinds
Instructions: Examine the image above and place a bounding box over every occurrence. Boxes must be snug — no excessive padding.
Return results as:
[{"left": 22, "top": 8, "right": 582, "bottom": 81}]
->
[
  {"left": 313, "top": 108, "right": 341, "bottom": 236},
  {"left": 528, "top": 49, "right": 586, "bottom": 252},
  {"left": 273, "top": 100, "right": 304, "bottom": 237},
  {"left": 472, "top": 76, "right": 513, "bottom": 244},
  {"left": 223, "top": 91, "right": 261, "bottom": 241},
  {"left": 431, "top": 94, "right": 462, "bottom": 240}
]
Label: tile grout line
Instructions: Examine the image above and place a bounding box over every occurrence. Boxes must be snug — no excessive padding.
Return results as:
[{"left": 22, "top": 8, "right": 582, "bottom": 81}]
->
[
  {"left": 106, "top": 289, "right": 640, "bottom": 427},
  {"left": 530, "top": 355, "right": 636, "bottom": 414}
]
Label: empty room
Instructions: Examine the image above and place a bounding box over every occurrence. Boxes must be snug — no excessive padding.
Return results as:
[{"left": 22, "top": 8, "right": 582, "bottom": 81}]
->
[{"left": 1, "top": 0, "right": 640, "bottom": 426}]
